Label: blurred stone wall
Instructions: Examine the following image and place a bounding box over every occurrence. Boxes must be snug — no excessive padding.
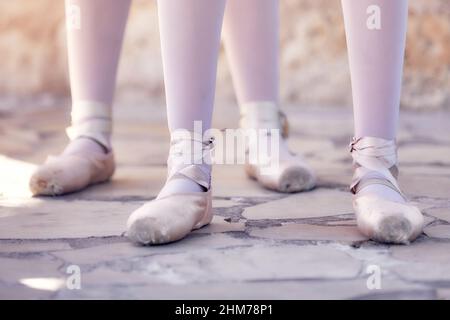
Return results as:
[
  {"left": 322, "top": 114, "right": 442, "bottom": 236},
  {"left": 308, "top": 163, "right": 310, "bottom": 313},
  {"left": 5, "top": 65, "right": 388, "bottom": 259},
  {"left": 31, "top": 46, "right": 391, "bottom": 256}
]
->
[{"left": 0, "top": 0, "right": 448, "bottom": 110}]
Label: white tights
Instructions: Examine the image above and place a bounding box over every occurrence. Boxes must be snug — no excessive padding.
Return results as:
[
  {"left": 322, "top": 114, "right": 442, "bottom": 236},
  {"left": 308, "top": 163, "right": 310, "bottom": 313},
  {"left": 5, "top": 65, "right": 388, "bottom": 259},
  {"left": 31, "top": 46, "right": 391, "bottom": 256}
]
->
[
  {"left": 342, "top": 0, "right": 408, "bottom": 202},
  {"left": 63, "top": 0, "right": 409, "bottom": 200}
]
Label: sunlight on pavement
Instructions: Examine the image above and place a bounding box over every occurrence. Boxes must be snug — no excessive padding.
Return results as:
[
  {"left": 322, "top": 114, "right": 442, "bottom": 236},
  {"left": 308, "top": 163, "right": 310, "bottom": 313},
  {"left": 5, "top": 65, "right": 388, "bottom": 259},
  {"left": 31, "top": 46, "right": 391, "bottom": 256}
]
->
[
  {"left": 0, "top": 155, "right": 36, "bottom": 198},
  {"left": 19, "top": 277, "right": 65, "bottom": 291}
]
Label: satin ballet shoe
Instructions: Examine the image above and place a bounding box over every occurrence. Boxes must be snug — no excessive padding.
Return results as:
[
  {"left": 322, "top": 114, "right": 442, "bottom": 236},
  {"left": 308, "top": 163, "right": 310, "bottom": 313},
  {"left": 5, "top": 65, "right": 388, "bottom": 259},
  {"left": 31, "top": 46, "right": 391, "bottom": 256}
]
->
[
  {"left": 29, "top": 149, "right": 115, "bottom": 196},
  {"left": 240, "top": 101, "right": 316, "bottom": 193},
  {"left": 126, "top": 191, "right": 212, "bottom": 245},
  {"left": 244, "top": 153, "right": 316, "bottom": 193},
  {"left": 350, "top": 137, "right": 424, "bottom": 244},
  {"left": 30, "top": 100, "right": 115, "bottom": 196},
  {"left": 126, "top": 131, "right": 214, "bottom": 245}
]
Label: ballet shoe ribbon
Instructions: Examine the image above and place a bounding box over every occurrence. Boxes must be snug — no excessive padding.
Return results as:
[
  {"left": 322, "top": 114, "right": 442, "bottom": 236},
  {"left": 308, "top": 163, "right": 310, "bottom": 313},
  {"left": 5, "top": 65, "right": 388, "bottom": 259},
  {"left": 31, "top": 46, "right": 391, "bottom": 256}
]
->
[
  {"left": 350, "top": 136, "right": 404, "bottom": 198},
  {"left": 166, "top": 130, "right": 215, "bottom": 191}
]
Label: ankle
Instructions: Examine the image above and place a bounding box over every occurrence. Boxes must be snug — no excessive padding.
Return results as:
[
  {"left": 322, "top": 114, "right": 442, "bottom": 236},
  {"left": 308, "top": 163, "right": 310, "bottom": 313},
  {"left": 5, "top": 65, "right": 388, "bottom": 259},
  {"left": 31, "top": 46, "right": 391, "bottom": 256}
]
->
[
  {"left": 158, "top": 178, "right": 205, "bottom": 198},
  {"left": 66, "top": 100, "right": 112, "bottom": 152},
  {"left": 350, "top": 136, "right": 406, "bottom": 202},
  {"left": 63, "top": 137, "right": 108, "bottom": 156},
  {"left": 157, "top": 130, "right": 213, "bottom": 198},
  {"left": 240, "top": 101, "right": 279, "bottom": 130},
  {"left": 357, "top": 184, "right": 405, "bottom": 203}
]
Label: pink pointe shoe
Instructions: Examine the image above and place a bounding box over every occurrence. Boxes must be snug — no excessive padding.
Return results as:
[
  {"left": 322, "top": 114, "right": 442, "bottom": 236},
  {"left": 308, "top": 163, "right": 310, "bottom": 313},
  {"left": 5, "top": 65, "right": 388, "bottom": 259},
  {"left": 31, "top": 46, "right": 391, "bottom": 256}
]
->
[
  {"left": 30, "top": 101, "right": 115, "bottom": 196},
  {"left": 240, "top": 102, "right": 316, "bottom": 193},
  {"left": 350, "top": 137, "right": 424, "bottom": 244},
  {"left": 126, "top": 131, "right": 214, "bottom": 245},
  {"left": 29, "top": 148, "right": 115, "bottom": 196}
]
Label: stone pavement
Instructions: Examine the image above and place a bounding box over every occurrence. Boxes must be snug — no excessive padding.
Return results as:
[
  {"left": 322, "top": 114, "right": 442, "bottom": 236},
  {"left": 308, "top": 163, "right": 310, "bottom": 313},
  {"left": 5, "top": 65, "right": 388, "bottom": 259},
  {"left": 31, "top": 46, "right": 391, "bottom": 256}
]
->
[{"left": 0, "top": 101, "right": 449, "bottom": 299}]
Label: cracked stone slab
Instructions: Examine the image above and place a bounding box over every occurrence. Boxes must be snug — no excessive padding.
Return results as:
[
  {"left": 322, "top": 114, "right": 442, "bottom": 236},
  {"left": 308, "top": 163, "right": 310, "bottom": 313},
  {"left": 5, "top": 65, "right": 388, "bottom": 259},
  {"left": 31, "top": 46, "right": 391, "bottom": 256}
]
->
[
  {"left": 114, "top": 136, "right": 168, "bottom": 166},
  {"left": 0, "top": 198, "right": 142, "bottom": 239},
  {"left": 288, "top": 137, "right": 348, "bottom": 167},
  {"left": 400, "top": 174, "right": 450, "bottom": 199},
  {"left": 243, "top": 188, "right": 353, "bottom": 220},
  {"left": 118, "top": 244, "right": 362, "bottom": 284},
  {"left": 416, "top": 198, "right": 449, "bottom": 211},
  {"left": 51, "top": 233, "right": 253, "bottom": 266},
  {"left": 315, "top": 170, "right": 351, "bottom": 189},
  {"left": 391, "top": 242, "right": 450, "bottom": 282},
  {"left": 52, "top": 241, "right": 152, "bottom": 266},
  {"left": 1, "top": 106, "right": 450, "bottom": 299},
  {"left": 66, "top": 166, "right": 166, "bottom": 201},
  {"left": 400, "top": 112, "right": 450, "bottom": 144},
  {"left": 288, "top": 137, "right": 335, "bottom": 156},
  {"left": 286, "top": 109, "right": 353, "bottom": 139},
  {"left": 55, "top": 276, "right": 429, "bottom": 300},
  {"left": 392, "top": 241, "right": 450, "bottom": 264},
  {"left": 392, "top": 262, "right": 450, "bottom": 282},
  {"left": 55, "top": 268, "right": 159, "bottom": 299},
  {"left": 0, "top": 256, "right": 64, "bottom": 285},
  {"left": 423, "top": 215, "right": 437, "bottom": 227},
  {"left": 212, "top": 199, "right": 240, "bottom": 208},
  {"left": 250, "top": 223, "right": 367, "bottom": 242},
  {"left": 68, "top": 172, "right": 244, "bottom": 203},
  {"left": 0, "top": 134, "right": 38, "bottom": 157},
  {"left": 353, "top": 289, "right": 436, "bottom": 300},
  {"left": 424, "top": 224, "right": 450, "bottom": 239},
  {"left": 327, "top": 219, "right": 357, "bottom": 226},
  {"left": 0, "top": 240, "right": 71, "bottom": 253},
  {"left": 426, "top": 207, "right": 450, "bottom": 223},
  {"left": 402, "top": 165, "right": 450, "bottom": 176},
  {"left": 437, "top": 288, "right": 450, "bottom": 300},
  {"left": 399, "top": 144, "right": 450, "bottom": 166},
  {"left": 193, "top": 216, "right": 246, "bottom": 234},
  {"left": 0, "top": 283, "right": 57, "bottom": 299},
  {"left": 212, "top": 165, "right": 277, "bottom": 197}
]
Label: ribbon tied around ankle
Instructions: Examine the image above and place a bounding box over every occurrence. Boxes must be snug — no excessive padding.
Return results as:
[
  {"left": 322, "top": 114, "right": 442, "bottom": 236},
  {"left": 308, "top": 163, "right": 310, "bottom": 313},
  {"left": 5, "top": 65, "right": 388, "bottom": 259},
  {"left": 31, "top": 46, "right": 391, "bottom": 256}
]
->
[
  {"left": 349, "top": 137, "right": 404, "bottom": 198},
  {"left": 166, "top": 132, "right": 215, "bottom": 191}
]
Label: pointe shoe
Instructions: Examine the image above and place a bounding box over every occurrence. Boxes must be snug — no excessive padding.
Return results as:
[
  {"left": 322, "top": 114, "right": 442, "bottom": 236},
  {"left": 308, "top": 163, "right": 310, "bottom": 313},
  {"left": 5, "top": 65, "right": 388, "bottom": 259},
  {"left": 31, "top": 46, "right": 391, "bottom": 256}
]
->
[
  {"left": 126, "top": 131, "right": 214, "bottom": 245},
  {"left": 350, "top": 137, "right": 424, "bottom": 244},
  {"left": 30, "top": 100, "right": 115, "bottom": 196},
  {"left": 29, "top": 150, "right": 115, "bottom": 196},
  {"left": 240, "top": 102, "right": 315, "bottom": 193},
  {"left": 244, "top": 155, "right": 316, "bottom": 193}
]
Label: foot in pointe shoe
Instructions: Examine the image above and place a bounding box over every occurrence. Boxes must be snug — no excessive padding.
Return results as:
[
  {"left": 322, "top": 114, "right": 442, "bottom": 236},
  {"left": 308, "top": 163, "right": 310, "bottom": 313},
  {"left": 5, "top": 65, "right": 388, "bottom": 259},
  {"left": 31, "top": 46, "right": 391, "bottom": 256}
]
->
[
  {"left": 29, "top": 138, "right": 115, "bottom": 196},
  {"left": 126, "top": 130, "right": 214, "bottom": 245},
  {"left": 350, "top": 136, "right": 424, "bottom": 244},
  {"left": 30, "top": 101, "right": 115, "bottom": 196},
  {"left": 240, "top": 101, "right": 316, "bottom": 193}
]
